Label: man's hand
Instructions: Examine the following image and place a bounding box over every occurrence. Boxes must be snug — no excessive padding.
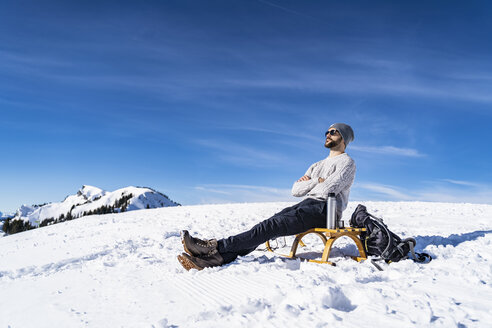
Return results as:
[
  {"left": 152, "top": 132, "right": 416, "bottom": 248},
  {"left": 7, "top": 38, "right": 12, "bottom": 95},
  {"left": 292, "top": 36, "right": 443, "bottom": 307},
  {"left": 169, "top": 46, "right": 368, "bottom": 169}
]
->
[
  {"left": 318, "top": 177, "right": 325, "bottom": 183},
  {"left": 297, "top": 175, "right": 311, "bottom": 182}
]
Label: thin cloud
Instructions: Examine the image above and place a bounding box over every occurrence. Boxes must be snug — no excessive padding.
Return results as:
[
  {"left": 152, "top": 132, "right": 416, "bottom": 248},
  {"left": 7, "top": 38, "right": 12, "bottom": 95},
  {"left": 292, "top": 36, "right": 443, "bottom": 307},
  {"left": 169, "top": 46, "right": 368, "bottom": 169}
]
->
[
  {"left": 357, "top": 183, "right": 413, "bottom": 200},
  {"left": 415, "top": 188, "right": 492, "bottom": 204},
  {"left": 225, "top": 65, "right": 492, "bottom": 104},
  {"left": 5, "top": 42, "right": 492, "bottom": 105},
  {"left": 355, "top": 180, "right": 492, "bottom": 205},
  {"left": 441, "top": 179, "right": 482, "bottom": 188},
  {"left": 0, "top": 49, "right": 73, "bottom": 69},
  {"left": 340, "top": 54, "right": 414, "bottom": 71},
  {"left": 257, "top": 0, "right": 319, "bottom": 21},
  {"left": 194, "top": 186, "right": 232, "bottom": 196},
  {"left": 217, "top": 126, "right": 320, "bottom": 142},
  {"left": 193, "top": 139, "right": 288, "bottom": 168},
  {"left": 194, "top": 183, "right": 295, "bottom": 204},
  {"left": 350, "top": 145, "right": 425, "bottom": 157}
]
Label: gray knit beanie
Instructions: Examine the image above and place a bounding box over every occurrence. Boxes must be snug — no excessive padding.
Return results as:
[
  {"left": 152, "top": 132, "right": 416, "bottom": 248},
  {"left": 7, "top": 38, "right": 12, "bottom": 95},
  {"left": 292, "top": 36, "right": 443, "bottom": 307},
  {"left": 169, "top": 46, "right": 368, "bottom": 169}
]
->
[{"left": 329, "top": 123, "right": 355, "bottom": 147}]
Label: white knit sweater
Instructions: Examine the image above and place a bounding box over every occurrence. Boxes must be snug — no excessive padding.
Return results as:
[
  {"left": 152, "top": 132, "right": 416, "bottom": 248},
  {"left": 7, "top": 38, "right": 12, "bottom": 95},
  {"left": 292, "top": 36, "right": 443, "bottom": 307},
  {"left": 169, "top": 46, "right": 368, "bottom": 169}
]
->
[{"left": 291, "top": 153, "right": 356, "bottom": 214}]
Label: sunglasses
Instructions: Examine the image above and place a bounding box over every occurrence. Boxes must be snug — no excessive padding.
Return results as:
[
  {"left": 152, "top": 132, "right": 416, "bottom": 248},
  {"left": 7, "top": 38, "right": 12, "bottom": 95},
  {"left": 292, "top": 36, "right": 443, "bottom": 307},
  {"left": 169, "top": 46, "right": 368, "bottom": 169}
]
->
[{"left": 325, "top": 129, "right": 339, "bottom": 136}]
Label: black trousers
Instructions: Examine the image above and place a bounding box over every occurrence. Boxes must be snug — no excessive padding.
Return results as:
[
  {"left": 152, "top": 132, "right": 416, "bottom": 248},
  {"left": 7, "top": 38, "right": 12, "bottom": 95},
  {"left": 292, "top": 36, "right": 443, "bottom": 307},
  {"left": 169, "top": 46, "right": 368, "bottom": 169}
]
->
[{"left": 217, "top": 198, "right": 328, "bottom": 264}]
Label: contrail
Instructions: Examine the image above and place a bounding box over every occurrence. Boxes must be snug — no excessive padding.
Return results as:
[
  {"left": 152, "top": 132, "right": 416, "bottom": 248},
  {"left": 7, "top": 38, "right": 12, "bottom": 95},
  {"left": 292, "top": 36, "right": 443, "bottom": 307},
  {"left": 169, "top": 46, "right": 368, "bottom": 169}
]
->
[{"left": 257, "top": 0, "right": 320, "bottom": 21}]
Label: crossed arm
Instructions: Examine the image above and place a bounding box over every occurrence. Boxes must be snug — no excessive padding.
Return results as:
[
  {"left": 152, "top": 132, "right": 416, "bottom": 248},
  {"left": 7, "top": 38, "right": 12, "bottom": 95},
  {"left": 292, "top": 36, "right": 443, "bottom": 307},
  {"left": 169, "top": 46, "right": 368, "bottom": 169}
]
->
[
  {"left": 297, "top": 175, "right": 325, "bottom": 183},
  {"left": 291, "top": 159, "right": 356, "bottom": 198}
]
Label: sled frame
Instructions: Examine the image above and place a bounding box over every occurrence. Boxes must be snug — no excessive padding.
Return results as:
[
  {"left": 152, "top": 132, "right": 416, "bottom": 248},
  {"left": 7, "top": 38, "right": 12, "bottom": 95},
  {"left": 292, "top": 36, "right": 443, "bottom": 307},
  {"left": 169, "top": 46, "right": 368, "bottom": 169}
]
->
[{"left": 265, "top": 228, "right": 367, "bottom": 266}]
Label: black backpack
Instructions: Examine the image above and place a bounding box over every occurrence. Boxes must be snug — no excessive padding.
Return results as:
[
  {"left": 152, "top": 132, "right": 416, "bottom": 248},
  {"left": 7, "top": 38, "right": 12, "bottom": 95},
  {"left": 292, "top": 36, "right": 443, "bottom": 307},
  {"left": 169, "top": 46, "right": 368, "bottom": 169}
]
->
[{"left": 350, "top": 204, "right": 431, "bottom": 270}]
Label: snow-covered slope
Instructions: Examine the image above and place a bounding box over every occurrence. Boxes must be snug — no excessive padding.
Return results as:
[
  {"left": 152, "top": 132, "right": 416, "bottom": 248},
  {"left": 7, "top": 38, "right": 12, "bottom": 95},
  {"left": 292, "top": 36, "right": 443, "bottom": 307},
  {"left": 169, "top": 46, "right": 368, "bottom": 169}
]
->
[
  {"left": 0, "top": 201, "right": 491, "bottom": 327},
  {"left": 6, "top": 185, "right": 180, "bottom": 229}
]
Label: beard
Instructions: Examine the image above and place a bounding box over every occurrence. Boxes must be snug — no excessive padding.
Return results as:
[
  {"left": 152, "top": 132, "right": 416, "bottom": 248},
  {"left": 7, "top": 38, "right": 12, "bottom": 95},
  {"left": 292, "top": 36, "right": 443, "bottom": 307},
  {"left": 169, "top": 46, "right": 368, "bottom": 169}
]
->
[{"left": 325, "top": 137, "right": 342, "bottom": 149}]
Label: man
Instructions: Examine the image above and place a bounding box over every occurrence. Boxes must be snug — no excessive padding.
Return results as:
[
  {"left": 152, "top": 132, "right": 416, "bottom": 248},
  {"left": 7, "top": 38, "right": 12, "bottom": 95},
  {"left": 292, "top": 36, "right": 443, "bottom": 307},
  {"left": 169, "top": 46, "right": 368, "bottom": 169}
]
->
[{"left": 178, "top": 123, "right": 356, "bottom": 271}]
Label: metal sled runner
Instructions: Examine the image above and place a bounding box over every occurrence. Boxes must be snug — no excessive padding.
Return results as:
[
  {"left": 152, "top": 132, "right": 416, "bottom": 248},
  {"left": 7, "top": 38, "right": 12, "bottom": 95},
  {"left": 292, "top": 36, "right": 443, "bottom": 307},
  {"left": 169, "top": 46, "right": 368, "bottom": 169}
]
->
[{"left": 265, "top": 227, "right": 367, "bottom": 265}]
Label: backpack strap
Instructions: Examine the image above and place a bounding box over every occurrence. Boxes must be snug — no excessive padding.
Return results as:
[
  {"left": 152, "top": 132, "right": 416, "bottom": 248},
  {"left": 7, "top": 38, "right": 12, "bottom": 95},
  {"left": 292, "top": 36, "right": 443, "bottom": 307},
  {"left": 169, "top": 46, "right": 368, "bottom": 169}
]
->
[
  {"left": 370, "top": 258, "right": 384, "bottom": 271},
  {"left": 370, "top": 217, "right": 395, "bottom": 261},
  {"left": 403, "top": 238, "right": 432, "bottom": 263}
]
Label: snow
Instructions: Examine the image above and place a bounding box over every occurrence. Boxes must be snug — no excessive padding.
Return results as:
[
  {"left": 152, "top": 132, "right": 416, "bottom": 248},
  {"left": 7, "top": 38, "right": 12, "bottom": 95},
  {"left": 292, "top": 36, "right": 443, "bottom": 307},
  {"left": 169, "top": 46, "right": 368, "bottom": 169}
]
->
[
  {"left": 78, "top": 185, "right": 107, "bottom": 201},
  {"left": 14, "top": 204, "right": 38, "bottom": 218},
  {"left": 0, "top": 200, "right": 491, "bottom": 327},
  {"left": 8, "top": 185, "right": 179, "bottom": 227}
]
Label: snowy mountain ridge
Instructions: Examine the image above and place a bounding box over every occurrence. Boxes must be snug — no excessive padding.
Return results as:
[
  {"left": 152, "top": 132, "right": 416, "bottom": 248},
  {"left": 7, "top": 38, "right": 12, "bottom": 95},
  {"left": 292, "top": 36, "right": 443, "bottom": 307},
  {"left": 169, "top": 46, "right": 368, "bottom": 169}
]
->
[{"left": 2, "top": 185, "right": 180, "bottom": 234}]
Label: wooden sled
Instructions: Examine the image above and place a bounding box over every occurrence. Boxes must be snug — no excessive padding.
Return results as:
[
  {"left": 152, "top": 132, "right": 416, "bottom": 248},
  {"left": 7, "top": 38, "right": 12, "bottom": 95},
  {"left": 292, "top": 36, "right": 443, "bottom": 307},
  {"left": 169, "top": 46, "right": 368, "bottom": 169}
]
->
[{"left": 265, "top": 228, "right": 367, "bottom": 266}]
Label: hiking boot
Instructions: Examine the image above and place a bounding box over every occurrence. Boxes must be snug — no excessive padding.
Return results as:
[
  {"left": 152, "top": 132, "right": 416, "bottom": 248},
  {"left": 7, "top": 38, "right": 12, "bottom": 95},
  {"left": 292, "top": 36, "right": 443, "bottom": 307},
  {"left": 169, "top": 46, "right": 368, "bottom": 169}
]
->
[
  {"left": 181, "top": 230, "right": 218, "bottom": 257},
  {"left": 177, "top": 252, "right": 224, "bottom": 271}
]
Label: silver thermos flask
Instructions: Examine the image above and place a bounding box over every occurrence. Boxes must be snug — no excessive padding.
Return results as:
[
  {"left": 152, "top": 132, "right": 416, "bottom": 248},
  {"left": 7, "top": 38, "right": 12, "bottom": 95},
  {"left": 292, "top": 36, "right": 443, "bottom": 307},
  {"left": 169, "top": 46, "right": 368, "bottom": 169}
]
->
[{"left": 326, "top": 192, "right": 337, "bottom": 229}]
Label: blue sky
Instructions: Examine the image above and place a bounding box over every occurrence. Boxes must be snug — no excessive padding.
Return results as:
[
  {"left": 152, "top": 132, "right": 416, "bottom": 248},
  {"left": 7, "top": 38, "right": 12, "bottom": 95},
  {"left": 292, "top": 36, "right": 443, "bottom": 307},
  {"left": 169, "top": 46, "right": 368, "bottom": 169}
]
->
[{"left": 1, "top": 0, "right": 492, "bottom": 212}]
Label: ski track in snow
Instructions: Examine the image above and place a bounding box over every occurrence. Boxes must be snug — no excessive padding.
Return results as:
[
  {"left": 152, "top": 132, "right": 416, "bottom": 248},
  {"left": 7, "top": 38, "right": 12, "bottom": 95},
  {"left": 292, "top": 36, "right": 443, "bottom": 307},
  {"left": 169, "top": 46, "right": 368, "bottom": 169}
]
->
[{"left": 0, "top": 201, "right": 491, "bottom": 327}]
